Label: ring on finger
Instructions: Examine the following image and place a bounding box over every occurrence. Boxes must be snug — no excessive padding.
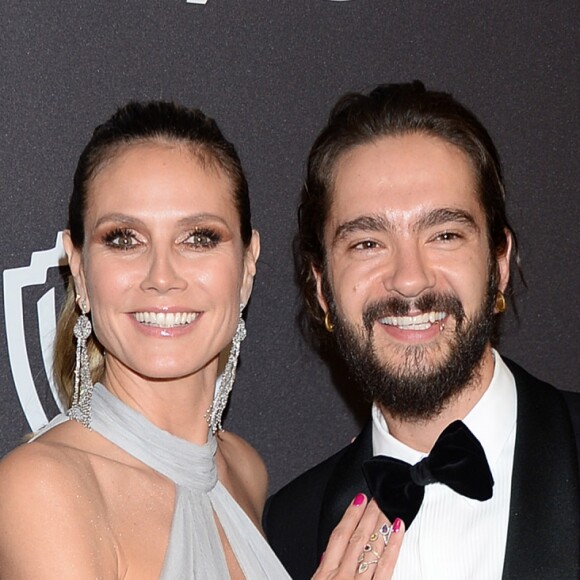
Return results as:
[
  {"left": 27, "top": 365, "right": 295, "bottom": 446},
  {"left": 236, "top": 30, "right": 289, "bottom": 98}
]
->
[
  {"left": 358, "top": 544, "right": 380, "bottom": 560},
  {"left": 357, "top": 557, "right": 379, "bottom": 574},
  {"left": 356, "top": 530, "right": 382, "bottom": 574},
  {"left": 379, "top": 522, "right": 393, "bottom": 547}
]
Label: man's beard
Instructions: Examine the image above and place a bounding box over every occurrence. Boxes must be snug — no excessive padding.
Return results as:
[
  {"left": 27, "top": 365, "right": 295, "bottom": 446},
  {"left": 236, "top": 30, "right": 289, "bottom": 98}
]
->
[{"left": 329, "top": 269, "right": 498, "bottom": 422}]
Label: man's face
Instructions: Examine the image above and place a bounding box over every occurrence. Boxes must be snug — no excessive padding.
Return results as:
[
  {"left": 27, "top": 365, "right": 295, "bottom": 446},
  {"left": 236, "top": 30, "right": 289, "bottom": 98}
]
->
[{"left": 315, "top": 133, "right": 510, "bottom": 420}]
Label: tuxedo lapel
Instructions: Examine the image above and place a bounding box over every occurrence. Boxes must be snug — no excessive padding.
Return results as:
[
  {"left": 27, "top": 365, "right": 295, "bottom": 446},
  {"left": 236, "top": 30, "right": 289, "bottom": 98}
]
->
[
  {"left": 317, "top": 422, "right": 373, "bottom": 555},
  {"left": 502, "top": 362, "right": 580, "bottom": 579}
]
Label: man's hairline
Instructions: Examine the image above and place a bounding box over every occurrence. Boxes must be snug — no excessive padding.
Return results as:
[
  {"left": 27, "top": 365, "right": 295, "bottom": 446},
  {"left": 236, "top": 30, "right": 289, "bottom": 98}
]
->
[{"left": 317, "top": 131, "right": 487, "bottom": 255}]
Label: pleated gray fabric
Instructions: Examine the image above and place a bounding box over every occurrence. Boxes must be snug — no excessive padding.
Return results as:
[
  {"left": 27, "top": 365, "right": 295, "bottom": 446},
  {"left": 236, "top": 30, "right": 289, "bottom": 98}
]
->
[{"left": 35, "top": 384, "right": 291, "bottom": 579}]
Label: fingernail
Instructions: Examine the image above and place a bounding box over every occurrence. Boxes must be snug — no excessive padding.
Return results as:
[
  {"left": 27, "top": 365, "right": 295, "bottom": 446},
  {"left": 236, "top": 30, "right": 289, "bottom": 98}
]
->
[
  {"left": 319, "top": 551, "right": 325, "bottom": 563},
  {"left": 352, "top": 493, "right": 365, "bottom": 506},
  {"left": 392, "top": 518, "right": 402, "bottom": 533}
]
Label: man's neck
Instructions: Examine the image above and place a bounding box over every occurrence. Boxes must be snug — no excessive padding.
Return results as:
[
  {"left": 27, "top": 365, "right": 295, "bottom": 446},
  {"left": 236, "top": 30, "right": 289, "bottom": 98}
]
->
[{"left": 378, "top": 347, "right": 496, "bottom": 453}]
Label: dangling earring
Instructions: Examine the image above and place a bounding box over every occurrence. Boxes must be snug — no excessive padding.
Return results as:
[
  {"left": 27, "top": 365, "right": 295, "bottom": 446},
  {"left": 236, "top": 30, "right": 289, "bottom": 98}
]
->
[
  {"left": 324, "top": 311, "right": 334, "bottom": 333},
  {"left": 206, "top": 304, "right": 247, "bottom": 434},
  {"left": 495, "top": 291, "right": 507, "bottom": 314},
  {"left": 68, "top": 297, "right": 94, "bottom": 429}
]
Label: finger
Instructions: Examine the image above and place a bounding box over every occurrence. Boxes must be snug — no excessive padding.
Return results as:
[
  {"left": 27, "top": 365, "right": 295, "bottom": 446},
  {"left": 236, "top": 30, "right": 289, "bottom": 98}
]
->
[
  {"left": 345, "top": 502, "right": 390, "bottom": 576},
  {"left": 324, "top": 499, "right": 388, "bottom": 577},
  {"left": 340, "top": 499, "right": 384, "bottom": 562},
  {"left": 315, "top": 493, "right": 369, "bottom": 574},
  {"left": 373, "top": 518, "right": 405, "bottom": 579}
]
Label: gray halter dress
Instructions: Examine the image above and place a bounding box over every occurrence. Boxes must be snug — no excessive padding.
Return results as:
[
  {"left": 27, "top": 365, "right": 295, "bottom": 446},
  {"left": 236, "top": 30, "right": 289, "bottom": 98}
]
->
[{"left": 33, "top": 383, "right": 291, "bottom": 579}]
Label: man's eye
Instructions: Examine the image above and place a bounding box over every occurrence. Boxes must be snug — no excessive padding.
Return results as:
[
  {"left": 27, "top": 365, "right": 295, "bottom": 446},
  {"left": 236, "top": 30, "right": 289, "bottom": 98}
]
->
[
  {"left": 353, "top": 240, "right": 379, "bottom": 250},
  {"left": 435, "top": 232, "right": 461, "bottom": 242}
]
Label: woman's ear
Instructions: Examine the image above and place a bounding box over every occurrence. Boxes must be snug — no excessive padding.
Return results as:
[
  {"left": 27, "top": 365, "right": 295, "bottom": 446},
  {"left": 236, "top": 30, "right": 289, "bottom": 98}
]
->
[
  {"left": 240, "top": 229, "right": 260, "bottom": 306},
  {"left": 63, "top": 230, "right": 90, "bottom": 311}
]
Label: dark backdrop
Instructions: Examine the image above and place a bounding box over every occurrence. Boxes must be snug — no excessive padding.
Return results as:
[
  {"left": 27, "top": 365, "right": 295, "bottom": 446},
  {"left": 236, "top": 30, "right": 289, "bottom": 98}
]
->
[{"left": 0, "top": 1, "right": 578, "bottom": 493}]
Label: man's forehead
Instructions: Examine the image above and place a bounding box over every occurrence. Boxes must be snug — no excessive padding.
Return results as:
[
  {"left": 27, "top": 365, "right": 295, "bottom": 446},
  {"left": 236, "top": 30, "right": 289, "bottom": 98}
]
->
[{"left": 326, "top": 133, "right": 481, "bottom": 227}]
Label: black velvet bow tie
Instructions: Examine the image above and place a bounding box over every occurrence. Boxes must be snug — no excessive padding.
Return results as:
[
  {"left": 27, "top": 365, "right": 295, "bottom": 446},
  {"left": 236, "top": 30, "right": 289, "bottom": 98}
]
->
[{"left": 363, "top": 420, "right": 494, "bottom": 529}]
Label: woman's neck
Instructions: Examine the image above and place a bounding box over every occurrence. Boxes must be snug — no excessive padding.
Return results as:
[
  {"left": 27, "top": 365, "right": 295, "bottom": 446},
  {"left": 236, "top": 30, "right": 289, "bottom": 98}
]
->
[{"left": 101, "top": 361, "right": 218, "bottom": 445}]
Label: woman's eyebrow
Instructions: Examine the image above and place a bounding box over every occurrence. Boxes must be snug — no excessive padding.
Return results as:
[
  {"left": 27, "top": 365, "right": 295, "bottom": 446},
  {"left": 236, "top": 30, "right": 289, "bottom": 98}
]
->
[
  {"left": 93, "top": 212, "right": 229, "bottom": 229},
  {"left": 94, "top": 213, "right": 145, "bottom": 229}
]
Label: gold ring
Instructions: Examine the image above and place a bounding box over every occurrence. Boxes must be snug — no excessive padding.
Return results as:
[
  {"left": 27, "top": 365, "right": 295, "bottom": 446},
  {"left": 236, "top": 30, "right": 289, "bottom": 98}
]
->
[{"left": 357, "top": 558, "right": 379, "bottom": 574}]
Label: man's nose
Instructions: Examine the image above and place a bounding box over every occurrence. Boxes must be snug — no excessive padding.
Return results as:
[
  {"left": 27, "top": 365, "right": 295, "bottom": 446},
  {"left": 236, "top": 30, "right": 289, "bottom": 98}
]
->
[{"left": 382, "top": 242, "right": 435, "bottom": 298}]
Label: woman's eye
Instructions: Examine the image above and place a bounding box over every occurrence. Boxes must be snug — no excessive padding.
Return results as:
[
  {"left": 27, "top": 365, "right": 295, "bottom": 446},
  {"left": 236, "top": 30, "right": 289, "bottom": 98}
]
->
[
  {"left": 186, "top": 229, "right": 221, "bottom": 248},
  {"left": 103, "top": 229, "right": 138, "bottom": 250}
]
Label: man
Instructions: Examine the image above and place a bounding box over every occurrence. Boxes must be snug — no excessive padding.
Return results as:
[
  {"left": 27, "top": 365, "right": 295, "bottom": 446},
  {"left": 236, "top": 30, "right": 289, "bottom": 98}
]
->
[{"left": 264, "top": 82, "right": 579, "bottom": 579}]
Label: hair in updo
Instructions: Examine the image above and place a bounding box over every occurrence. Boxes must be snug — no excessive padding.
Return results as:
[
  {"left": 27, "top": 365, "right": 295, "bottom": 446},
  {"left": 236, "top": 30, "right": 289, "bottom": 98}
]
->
[{"left": 54, "top": 101, "right": 252, "bottom": 403}]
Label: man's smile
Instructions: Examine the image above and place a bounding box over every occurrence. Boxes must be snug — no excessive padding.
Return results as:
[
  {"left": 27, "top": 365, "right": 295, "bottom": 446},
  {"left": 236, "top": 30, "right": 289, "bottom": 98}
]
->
[{"left": 379, "top": 311, "right": 446, "bottom": 331}]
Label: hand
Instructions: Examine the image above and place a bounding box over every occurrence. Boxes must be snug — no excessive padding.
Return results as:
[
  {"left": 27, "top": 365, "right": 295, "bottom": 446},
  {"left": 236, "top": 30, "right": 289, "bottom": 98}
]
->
[{"left": 312, "top": 494, "right": 404, "bottom": 579}]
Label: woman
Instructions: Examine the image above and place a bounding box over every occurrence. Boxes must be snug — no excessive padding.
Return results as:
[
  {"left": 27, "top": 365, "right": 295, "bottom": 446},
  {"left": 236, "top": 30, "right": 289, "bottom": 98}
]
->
[{"left": 0, "top": 101, "right": 403, "bottom": 578}]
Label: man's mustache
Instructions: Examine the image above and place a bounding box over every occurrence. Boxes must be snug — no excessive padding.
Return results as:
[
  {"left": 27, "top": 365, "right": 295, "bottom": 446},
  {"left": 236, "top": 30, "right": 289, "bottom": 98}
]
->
[{"left": 362, "top": 293, "right": 465, "bottom": 334}]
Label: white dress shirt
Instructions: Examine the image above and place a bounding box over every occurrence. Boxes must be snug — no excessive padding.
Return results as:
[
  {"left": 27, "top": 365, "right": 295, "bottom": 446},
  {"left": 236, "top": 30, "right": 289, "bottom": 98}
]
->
[{"left": 371, "top": 351, "right": 517, "bottom": 579}]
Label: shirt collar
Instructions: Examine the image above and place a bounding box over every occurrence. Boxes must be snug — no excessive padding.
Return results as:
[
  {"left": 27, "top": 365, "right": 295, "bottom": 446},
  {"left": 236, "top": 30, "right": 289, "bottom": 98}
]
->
[{"left": 372, "top": 350, "right": 517, "bottom": 473}]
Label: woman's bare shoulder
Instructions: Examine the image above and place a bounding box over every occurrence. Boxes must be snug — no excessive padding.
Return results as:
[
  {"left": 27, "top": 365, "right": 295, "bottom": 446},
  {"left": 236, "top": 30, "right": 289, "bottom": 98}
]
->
[
  {"left": 0, "top": 423, "right": 118, "bottom": 578},
  {"left": 217, "top": 430, "right": 268, "bottom": 523},
  {"left": 0, "top": 421, "right": 91, "bottom": 485}
]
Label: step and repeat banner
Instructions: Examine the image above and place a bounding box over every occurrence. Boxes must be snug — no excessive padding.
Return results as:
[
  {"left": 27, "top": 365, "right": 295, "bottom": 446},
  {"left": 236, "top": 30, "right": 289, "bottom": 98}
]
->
[{"left": 1, "top": 1, "right": 578, "bottom": 492}]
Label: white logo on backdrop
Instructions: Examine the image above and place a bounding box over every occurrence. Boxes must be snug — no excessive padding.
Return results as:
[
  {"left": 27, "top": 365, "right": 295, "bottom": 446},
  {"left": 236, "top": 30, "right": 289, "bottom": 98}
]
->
[{"left": 3, "top": 232, "right": 67, "bottom": 431}]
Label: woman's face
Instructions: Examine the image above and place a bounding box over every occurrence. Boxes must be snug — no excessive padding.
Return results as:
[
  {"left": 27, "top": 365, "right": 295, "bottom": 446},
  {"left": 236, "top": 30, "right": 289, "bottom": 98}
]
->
[{"left": 65, "top": 141, "right": 259, "bottom": 383}]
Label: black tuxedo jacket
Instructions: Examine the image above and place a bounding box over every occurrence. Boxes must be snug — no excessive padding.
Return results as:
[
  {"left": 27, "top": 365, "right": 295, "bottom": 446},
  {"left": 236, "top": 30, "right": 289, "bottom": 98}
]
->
[{"left": 264, "top": 361, "right": 580, "bottom": 579}]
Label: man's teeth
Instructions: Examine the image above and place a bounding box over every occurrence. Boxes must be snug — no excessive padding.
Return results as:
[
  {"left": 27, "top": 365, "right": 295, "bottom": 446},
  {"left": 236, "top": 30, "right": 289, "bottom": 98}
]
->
[
  {"left": 133, "top": 312, "right": 198, "bottom": 328},
  {"left": 379, "top": 311, "right": 446, "bottom": 330}
]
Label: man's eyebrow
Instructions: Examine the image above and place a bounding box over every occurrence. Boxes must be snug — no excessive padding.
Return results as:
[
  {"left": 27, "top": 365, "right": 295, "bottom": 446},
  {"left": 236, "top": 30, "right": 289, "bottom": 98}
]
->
[
  {"left": 333, "top": 215, "right": 393, "bottom": 246},
  {"left": 331, "top": 207, "right": 479, "bottom": 246},
  {"left": 413, "top": 207, "right": 480, "bottom": 233}
]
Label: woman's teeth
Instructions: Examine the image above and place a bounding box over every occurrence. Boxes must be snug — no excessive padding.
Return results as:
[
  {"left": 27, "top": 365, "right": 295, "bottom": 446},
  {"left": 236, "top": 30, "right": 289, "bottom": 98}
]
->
[{"left": 133, "top": 312, "right": 198, "bottom": 328}]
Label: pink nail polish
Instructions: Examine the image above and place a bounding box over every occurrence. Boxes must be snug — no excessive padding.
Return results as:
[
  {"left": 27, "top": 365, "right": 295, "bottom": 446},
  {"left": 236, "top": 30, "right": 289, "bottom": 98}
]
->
[
  {"left": 353, "top": 493, "right": 365, "bottom": 506},
  {"left": 392, "top": 518, "right": 402, "bottom": 533}
]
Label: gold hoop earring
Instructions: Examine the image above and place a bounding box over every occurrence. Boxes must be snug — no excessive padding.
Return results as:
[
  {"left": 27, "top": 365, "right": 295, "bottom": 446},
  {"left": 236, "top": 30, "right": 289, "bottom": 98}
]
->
[
  {"left": 495, "top": 291, "right": 507, "bottom": 313},
  {"left": 324, "top": 311, "right": 334, "bottom": 333}
]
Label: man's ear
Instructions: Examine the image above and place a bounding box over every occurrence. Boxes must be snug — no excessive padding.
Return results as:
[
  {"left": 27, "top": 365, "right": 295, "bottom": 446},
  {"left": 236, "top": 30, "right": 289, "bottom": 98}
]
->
[
  {"left": 496, "top": 229, "right": 513, "bottom": 295},
  {"left": 313, "top": 265, "right": 329, "bottom": 314},
  {"left": 240, "top": 230, "right": 260, "bottom": 306},
  {"left": 63, "top": 230, "right": 90, "bottom": 311}
]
